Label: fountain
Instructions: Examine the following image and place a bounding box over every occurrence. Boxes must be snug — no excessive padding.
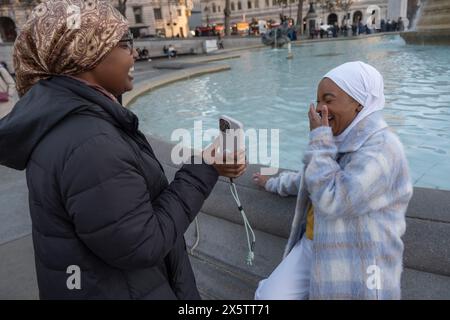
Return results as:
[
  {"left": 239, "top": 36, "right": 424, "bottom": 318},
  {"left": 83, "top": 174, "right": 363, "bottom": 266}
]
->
[
  {"left": 261, "top": 27, "right": 291, "bottom": 48},
  {"left": 401, "top": 0, "right": 450, "bottom": 45}
]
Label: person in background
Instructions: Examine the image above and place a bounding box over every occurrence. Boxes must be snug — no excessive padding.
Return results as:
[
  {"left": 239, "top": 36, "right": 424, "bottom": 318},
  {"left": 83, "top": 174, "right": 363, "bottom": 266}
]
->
[
  {"left": 142, "top": 46, "right": 149, "bottom": 58},
  {"left": 168, "top": 44, "right": 177, "bottom": 58},
  {"left": 380, "top": 19, "right": 386, "bottom": 32},
  {"left": 398, "top": 17, "right": 405, "bottom": 32},
  {"left": 217, "top": 34, "right": 224, "bottom": 49},
  {"left": 135, "top": 47, "right": 142, "bottom": 60}
]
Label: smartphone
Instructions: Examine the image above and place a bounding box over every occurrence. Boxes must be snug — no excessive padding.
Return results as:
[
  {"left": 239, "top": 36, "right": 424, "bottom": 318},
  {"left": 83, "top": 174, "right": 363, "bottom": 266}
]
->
[{"left": 219, "top": 115, "right": 245, "bottom": 156}]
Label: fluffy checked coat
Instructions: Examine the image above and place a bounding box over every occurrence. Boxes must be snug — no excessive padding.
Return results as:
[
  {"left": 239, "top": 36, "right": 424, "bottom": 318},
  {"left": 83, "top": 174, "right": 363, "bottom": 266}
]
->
[{"left": 266, "top": 111, "right": 413, "bottom": 299}]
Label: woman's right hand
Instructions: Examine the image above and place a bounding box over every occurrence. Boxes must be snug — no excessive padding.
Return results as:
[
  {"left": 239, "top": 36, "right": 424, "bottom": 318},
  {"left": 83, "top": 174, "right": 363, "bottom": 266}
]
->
[
  {"left": 203, "top": 142, "right": 247, "bottom": 179},
  {"left": 252, "top": 172, "right": 270, "bottom": 188},
  {"left": 212, "top": 150, "right": 247, "bottom": 178}
]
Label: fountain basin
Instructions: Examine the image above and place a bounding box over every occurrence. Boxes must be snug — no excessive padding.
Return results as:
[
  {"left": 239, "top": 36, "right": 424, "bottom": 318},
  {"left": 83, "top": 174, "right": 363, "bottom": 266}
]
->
[
  {"left": 401, "top": 29, "right": 450, "bottom": 45},
  {"left": 401, "top": 0, "right": 450, "bottom": 45}
]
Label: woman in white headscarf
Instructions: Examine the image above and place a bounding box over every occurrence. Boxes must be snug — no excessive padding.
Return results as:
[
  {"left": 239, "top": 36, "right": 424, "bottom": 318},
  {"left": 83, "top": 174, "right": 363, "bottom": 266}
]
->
[{"left": 253, "top": 61, "right": 413, "bottom": 300}]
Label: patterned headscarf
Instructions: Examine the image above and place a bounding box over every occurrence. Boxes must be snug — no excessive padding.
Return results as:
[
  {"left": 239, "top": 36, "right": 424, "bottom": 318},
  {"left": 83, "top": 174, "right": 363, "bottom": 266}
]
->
[{"left": 13, "top": 0, "right": 129, "bottom": 97}]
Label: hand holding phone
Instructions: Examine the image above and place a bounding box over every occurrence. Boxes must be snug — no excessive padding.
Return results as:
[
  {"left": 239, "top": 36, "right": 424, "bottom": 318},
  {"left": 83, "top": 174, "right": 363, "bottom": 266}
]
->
[{"left": 219, "top": 115, "right": 245, "bottom": 158}]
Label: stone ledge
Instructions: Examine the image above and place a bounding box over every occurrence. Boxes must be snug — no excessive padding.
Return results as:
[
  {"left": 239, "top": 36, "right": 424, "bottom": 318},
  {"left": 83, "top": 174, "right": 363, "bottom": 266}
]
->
[
  {"left": 150, "top": 136, "right": 450, "bottom": 279},
  {"left": 184, "top": 211, "right": 450, "bottom": 300},
  {"left": 123, "top": 64, "right": 231, "bottom": 107},
  {"left": 401, "top": 30, "right": 450, "bottom": 45}
]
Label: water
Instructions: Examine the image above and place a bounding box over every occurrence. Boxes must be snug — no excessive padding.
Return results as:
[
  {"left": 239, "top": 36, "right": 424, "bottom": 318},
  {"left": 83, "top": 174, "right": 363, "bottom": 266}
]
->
[{"left": 131, "top": 35, "right": 450, "bottom": 190}]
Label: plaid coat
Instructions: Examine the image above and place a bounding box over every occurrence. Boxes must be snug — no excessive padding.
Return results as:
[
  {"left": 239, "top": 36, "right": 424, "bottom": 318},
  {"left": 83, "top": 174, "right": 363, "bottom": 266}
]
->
[{"left": 266, "top": 111, "right": 413, "bottom": 299}]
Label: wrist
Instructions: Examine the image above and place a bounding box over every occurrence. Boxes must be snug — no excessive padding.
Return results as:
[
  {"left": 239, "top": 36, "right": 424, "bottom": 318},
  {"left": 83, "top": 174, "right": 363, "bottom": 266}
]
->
[{"left": 309, "top": 126, "right": 333, "bottom": 143}]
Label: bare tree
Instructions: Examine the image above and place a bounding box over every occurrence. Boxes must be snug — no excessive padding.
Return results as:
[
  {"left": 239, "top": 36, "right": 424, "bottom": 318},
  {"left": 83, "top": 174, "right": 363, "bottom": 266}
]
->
[
  {"left": 117, "top": 0, "right": 128, "bottom": 18},
  {"left": 335, "top": 0, "right": 353, "bottom": 27},
  {"left": 296, "top": 0, "right": 304, "bottom": 35},
  {"left": 318, "top": 1, "right": 353, "bottom": 19},
  {"left": 224, "top": 0, "right": 231, "bottom": 36},
  {"left": 276, "top": 0, "right": 287, "bottom": 15},
  {"left": 318, "top": 0, "right": 335, "bottom": 13},
  {"left": 335, "top": 0, "right": 353, "bottom": 12}
]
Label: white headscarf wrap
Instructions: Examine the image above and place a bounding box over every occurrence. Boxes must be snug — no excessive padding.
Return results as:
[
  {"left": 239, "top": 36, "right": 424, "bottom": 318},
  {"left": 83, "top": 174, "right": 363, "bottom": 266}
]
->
[{"left": 323, "top": 61, "right": 385, "bottom": 146}]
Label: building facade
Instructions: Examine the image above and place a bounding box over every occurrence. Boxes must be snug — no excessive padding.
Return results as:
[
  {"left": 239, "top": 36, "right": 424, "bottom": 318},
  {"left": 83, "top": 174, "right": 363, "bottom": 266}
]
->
[
  {"left": 0, "top": 0, "right": 416, "bottom": 43},
  {"left": 0, "top": 0, "right": 35, "bottom": 42},
  {"left": 200, "top": 0, "right": 390, "bottom": 30},
  {"left": 117, "top": 0, "right": 192, "bottom": 38},
  {"left": 0, "top": 0, "right": 193, "bottom": 43}
]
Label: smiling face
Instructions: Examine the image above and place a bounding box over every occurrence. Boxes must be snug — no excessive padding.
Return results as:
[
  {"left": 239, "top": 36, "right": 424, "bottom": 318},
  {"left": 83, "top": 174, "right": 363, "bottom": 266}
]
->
[
  {"left": 75, "top": 32, "right": 138, "bottom": 98},
  {"left": 316, "top": 78, "right": 363, "bottom": 136}
]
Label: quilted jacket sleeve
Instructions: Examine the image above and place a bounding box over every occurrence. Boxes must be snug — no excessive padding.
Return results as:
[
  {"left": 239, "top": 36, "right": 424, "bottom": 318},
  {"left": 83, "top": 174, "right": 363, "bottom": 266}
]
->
[
  {"left": 265, "top": 170, "right": 302, "bottom": 197},
  {"left": 60, "top": 133, "right": 218, "bottom": 270}
]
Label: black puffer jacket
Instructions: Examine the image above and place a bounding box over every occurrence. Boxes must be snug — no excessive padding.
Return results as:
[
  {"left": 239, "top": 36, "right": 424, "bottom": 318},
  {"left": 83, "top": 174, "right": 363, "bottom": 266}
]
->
[{"left": 0, "top": 76, "right": 218, "bottom": 299}]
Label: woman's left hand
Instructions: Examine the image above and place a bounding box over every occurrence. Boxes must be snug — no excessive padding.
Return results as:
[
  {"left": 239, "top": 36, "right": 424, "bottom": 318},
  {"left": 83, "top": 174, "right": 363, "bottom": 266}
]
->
[{"left": 308, "top": 103, "right": 329, "bottom": 131}]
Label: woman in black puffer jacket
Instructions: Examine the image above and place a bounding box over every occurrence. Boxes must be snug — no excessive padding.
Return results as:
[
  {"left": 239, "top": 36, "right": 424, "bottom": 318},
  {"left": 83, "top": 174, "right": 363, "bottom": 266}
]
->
[{"left": 0, "top": 0, "right": 245, "bottom": 299}]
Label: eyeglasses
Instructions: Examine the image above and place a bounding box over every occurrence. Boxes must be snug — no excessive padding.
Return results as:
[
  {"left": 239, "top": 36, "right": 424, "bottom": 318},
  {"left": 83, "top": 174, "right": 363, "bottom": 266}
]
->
[{"left": 118, "top": 32, "right": 134, "bottom": 55}]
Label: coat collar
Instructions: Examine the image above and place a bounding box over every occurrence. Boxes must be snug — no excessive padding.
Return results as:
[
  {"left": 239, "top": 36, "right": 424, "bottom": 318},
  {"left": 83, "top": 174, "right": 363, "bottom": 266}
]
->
[{"left": 337, "top": 111, "right": 388, "bottom": 154}]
